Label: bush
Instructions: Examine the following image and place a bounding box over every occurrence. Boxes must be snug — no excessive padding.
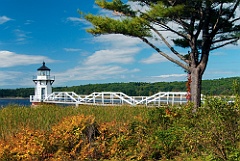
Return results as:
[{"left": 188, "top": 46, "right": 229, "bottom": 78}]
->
[
  {"left": 0, "top": 115, "right": 100, "bottom": 160},
  {"left": 0, "top": 101, "right": 239, "bottom": 160}
]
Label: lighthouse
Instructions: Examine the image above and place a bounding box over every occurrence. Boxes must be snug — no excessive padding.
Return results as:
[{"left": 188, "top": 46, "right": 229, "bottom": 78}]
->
[{"left": 30, "top": 62, "right": 55, "bottom": 105}]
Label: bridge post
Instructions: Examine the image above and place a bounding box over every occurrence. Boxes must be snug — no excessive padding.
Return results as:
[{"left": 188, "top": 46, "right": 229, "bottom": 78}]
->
[
  {"left": 158, "top": 95, "right": 161, "bottom": 107},
  {"left": 167, "top": 92, "right": 169, "bottom": 105},
  {"left": 102, "top": 93, "right": 104, "bottom": 105},
  {"left": 111, "top": 93, "right": 113, "bottom": 104},
  {"left": 93, "top": 93, "right": 96, "bottom": 104},
  {"left": 180, "top": 94, "right": 182, "bottom": 105},
  {"left": 172, "top": 94, "right": 175, "bottom": 106}
]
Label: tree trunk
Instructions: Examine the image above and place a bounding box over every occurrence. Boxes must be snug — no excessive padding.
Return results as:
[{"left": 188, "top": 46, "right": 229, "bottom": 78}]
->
[{"left": 190, "top": 67, "right": 202, "bottom": 110}]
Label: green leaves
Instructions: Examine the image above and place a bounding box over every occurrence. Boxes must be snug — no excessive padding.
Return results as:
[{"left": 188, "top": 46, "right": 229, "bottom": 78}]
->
[
  {"left": 147, "top": 1, "right": 185, "bottom": 20},
  {"left": 85, "top": 14, "right": 151, "bottom": 37},
  {"left": 96, "top": 0, "right": 136, "bottom": 17}
]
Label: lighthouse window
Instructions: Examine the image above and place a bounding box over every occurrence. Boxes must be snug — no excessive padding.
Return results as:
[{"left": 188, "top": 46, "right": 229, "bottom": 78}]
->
[{"left": 39, "top": 71, "right": 47, "bottom": 76}]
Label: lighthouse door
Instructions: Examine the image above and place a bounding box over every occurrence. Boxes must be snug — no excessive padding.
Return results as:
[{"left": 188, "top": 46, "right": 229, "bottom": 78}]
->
[{"left": 41, "top": 88, "right": 45, "bottom": 101}]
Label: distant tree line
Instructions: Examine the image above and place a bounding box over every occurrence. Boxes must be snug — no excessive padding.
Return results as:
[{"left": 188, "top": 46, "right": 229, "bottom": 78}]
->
[
  {"left": 54, "top": 81, "right": 186, "bottom": 96},
  {"left": 0, "top": 88, "right": 33, "bottom": 98},
  {"left": 0, "top": 77, "right": 239, "bottom": 98}
]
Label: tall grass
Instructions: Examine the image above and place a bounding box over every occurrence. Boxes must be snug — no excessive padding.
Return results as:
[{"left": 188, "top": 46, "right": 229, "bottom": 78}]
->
[
  {"left": 0, "top": 104, "right": 149, "bottom": 138},
  {"left": 0, "top": 99, "right": 239, "bottom": 160}
]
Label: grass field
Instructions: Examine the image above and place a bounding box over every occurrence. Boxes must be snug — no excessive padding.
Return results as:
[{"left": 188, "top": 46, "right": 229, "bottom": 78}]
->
[
  {"left": 0, "top": 104, "right": 149, "bottom": 138},
  {"left": 0, "top": 98, "right": 239, "bottom": 160}
]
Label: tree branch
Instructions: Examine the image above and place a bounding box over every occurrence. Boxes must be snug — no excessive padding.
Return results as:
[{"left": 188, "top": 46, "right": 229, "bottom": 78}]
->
[
  {"left": 212, "top": 3, "right": 223, "bottom": 31},
  {"left": 215, "top": 28, "right": 240, "bottom": 35},
  {"left": 212, "top": 37, "right": 239, "bottom": 44},
  {"left": 227, "top": 0, "right": 240, "bottom": 20},
  {"left": 230, "top": 17, "right": 240, "bottom": 24},
  {"left": 140, "top": 37, "right": 189, "bottom": 71},
  {"left": 152, "top": 20, "right": 189, "bottom": 40},
  {"left": 174, "top": 18, "right": 190, "bottom": 31},
  {"left": 139, "top": 11, "right": 190, "bottom": 40},
  {"left": 150, "top": 26, "right": 190, "bottom": 64},
  {"left": 210, "top": 38, "right": 239, "bottom": 51},
  {"left": 211, "top": 0, "right": 240, "bottom": 37},
  {"left": 95, "top": 0, "right": 136, "bottom": 17},
  {"left": 194, "top": 7, "right": 204, "bottom": 38}
]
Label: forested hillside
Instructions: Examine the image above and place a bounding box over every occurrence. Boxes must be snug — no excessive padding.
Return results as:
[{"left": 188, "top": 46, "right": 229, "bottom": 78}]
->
[
  {"left": 0, "top": 88, "right": 33, "bottom": 98},
  {"left": 0, "top": 77, "right": 239, "bottom": 98}
]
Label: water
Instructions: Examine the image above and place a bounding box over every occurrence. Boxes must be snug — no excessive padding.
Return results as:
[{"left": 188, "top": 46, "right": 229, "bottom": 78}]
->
[{"left": 0, "top": 98, "right": 31, "bottom": 107}]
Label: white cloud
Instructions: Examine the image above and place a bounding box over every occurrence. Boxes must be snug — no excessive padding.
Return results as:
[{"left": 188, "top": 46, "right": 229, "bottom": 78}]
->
[
  {"left": 127, "top": 73, "right": 187, "bottom": 83},
  {"left": 67, "top": 17, "right": 82, "bottom": 22},
  {"left": 53, "top": 65, "right": 139, "bottom": 85},
  {"left": 0, "top": 16, "right": 12, "bottom": 24},
  {"left": 64, "top": 48, "right": 82, "bottom": 52},
  {"left": 14, "top": 29, "right": 31, "bottom": 43},
  {"left": 204, "top": 70, "right": 236, "bottom": 76},
  {"left": 84, "top": 48, "right": 140, "bottom": 66},
  {"left": 88, "top": 34, "right": 144, "bottom": 66},
  {"left": 24, "top": 20, "right": 34, "bottom": 25},
  {"left": 94, "top": 34, "right": 143, "bottom": 48},
  {"left": 0, "top": 71, "right": 21, "bottom": 80},
  {"left": 138, "top": 73, "right": 187, "bottom": 82},
  {"left": 202, "top": 69, "right": 240, "bottom": 80},
  {"left": 152, "top": 74, "right": 186, "bottom": 79},
  {"left": 141, "top": 53, "right": 167, "bottom": 64},
  {"left": 52, "top": 33, "right": 143, "bottom": 85},
  {"left": 66, "top": 16, "right": 91, "bottom": 26},
  {"left": 211, "top": 51, "right": 226, "bottom": 56},
  {"left": 0, "top": 71, "right": 30, "bottom": 87},
  {"left": 0, "top": 51, "right": 55, "bottom": 68},
  {"left": 127, "top": 1, "right": 150, "bottom": 14},
  {"left": 37, "top": 31, "right": 144, "bottom": 86}
]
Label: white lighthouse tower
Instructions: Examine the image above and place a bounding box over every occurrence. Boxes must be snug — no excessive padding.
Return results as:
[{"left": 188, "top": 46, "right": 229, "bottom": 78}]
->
[{"left": 30, "top": 62, "right": 55, "bottom": 105}]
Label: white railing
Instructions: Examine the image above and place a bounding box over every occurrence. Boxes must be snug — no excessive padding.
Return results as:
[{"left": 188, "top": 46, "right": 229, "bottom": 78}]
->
[
  {"left": 136, "top": 92, "right": 188, "bottom": 106},
  {"left": 43, "top": 92, "right": 84, "bottom": 104},
  {"left": 30, "top": 91, "right": 191, "bottom": 106}
]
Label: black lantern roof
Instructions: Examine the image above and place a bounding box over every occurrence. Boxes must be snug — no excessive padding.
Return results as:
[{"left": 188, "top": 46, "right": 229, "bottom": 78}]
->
[{"left": 37, "top": 62, "right": 50, "bottom": 71}]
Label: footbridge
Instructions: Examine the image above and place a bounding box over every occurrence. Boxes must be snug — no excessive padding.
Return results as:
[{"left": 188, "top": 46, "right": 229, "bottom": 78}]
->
[{"left": 30, "top": 91, "right": 191, "bottom": 107}]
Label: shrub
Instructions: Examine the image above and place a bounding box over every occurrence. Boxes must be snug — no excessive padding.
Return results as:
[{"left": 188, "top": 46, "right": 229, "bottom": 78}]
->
[
  {"left": 0, "top": 115, "right": 100, "bottom": 160},
  {"left": 0, "top": 101, "right": 239, "bottom": 160}
]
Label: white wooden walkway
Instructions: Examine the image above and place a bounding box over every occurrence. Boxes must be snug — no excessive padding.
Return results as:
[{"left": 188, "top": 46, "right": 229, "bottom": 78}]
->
[{"left": 30, "top": 91, "right": 190, "bottom": 106}]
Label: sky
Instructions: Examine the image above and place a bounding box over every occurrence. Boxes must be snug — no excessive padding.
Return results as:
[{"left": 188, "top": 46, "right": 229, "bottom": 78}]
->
[{"left": 0, "top": 0, "right": 239, "bottom": 89}]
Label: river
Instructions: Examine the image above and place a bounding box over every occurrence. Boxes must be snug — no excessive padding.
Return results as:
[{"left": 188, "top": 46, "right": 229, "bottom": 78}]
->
[{"left": 0, "top": 98, "right": 31, "bottom": 107}]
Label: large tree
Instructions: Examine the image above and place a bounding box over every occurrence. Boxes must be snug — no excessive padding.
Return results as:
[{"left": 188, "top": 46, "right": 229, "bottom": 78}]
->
[{"left": 82, "top": 0, "right": 240, "bottom": 108}]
